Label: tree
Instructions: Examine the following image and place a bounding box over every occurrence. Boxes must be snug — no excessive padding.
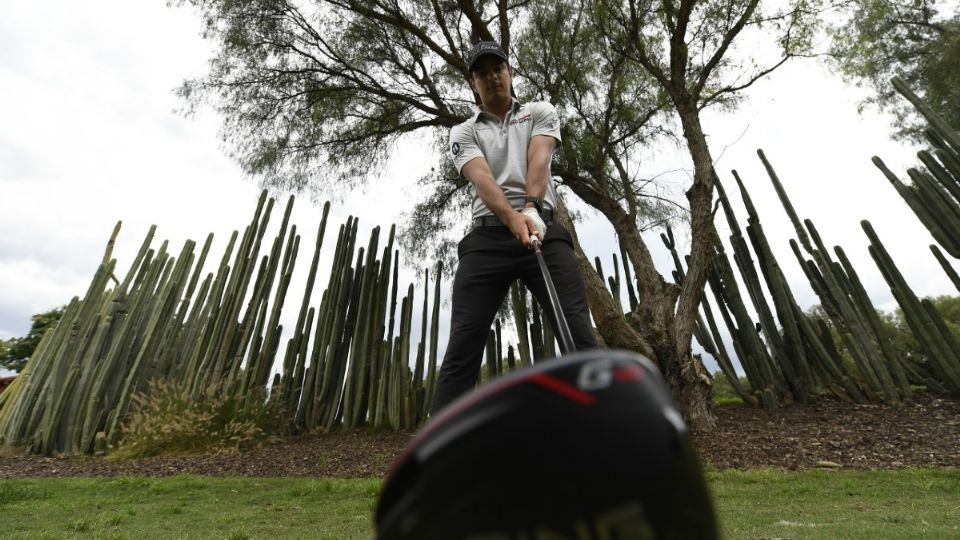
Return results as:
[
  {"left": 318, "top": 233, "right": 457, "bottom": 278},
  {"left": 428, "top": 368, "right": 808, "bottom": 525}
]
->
[
  {"left": 829, "top": 0, "right": 960, "bottom": 140},
  {"left": 578, "top": 0, "right": 825, "bottom": 425},
  {"left": 175, "top": 0, "right": 823, "bottom": 429},
  {"left": 0, "top": 307, "right": 65, "bottom": 373}
]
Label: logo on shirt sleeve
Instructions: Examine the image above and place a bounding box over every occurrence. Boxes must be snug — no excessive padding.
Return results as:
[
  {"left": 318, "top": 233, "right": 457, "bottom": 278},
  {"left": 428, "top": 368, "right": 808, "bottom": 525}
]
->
[
  {"left": 546, "top": 111, "right": 559, "bottom": 131},
  {"left": 451, "top": 142, "right": 461, "bottom": 156}
]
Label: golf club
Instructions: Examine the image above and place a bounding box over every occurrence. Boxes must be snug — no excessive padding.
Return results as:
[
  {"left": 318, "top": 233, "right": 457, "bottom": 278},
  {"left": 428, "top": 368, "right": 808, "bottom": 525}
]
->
[
  {"left": 374, "top": 350, "right": 718, "bottom": 539},
  {"left": 375, "top": 239, "right": 718, "bottom": 539},
  {"left": 530, "top": 237, "right": 576, "bottom": 355}
]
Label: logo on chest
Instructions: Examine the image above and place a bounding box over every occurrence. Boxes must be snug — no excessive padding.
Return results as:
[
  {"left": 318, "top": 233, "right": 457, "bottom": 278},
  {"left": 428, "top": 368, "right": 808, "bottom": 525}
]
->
[{"left": 510, "top": 113, "right": 532, "bottom": 126}]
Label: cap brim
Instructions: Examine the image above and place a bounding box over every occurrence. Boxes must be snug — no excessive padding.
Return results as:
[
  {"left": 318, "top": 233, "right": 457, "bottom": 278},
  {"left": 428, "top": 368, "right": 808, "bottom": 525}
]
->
[{"left": 468, "top": 51, "right": 508, "bottom": 71}]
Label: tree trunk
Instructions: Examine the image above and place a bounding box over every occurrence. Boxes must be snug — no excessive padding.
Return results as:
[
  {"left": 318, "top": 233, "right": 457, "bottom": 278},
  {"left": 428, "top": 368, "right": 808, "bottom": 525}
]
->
[
  {"left": 554, "top": 195, "right": 717, "bottom": 431},
  {"left": 555, "top": 203, "right": 653, "bottom": 356},
  {"left": 667, "top": 98, "right": 723, "bottom": 431}
]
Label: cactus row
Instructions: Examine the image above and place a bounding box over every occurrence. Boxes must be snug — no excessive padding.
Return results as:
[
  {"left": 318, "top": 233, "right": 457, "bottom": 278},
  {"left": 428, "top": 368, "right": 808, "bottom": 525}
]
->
[{"left": 0, "top": 191, "right": 457, "bottom": 455}]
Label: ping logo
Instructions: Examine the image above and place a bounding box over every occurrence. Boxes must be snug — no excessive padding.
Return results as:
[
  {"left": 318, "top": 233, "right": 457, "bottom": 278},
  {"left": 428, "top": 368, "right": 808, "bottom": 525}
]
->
[
  {"left": 510, "top": 113, "right": 532, "bottom": 126},
  {"left": 451, "top": 142, "right": 461, "bottom": 156}
]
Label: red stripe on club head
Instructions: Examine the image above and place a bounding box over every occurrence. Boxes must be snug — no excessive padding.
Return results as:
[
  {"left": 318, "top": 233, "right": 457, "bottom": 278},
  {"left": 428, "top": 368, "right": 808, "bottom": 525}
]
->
[
  {"left": 529, "top": 373, "right": 597, "bottom": 406},
  {"left": 614, "top": 364, "right": 645, "bottom": 382}
]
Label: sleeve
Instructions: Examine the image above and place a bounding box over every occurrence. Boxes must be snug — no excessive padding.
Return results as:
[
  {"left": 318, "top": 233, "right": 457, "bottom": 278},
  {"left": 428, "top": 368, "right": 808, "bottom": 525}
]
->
[
  {"left": 530, "top": 102, "right": 561, "bottom": 143},
  {"left": 449, "top": 123, "right": 484, "bottom": 175}
]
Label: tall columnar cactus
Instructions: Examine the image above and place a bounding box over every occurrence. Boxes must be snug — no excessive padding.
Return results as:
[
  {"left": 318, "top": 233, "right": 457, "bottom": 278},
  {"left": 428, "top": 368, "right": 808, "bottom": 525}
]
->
[
  {"left": 704, "top": 228, "right": 781, "bottom": 408},
  {"left": 530, "top": 299, "right": 545, "bottom": 362},
  {"left": 714, "top": 178, "right": 802, "bottom": 402},
  {"left": 424, "top": 260, "right": 443, "bottom": 412},
  {"left": 832, "top": 245, "right": 912, "bottom": 398},
  {"left": 761, "top": 150, "right": 904, "bottom": 404},
  {"left": 343, "top": 226, "right": 382, "bottom": 428},
  {"left": 662, "top": 227, "right": 755, "bottom": 405},
  {"left": 279, "top": 202, "right": 330, "bottom": 415},
  {"left": 931, "top": 245, "right": 960, "bottom": 292},
  {"left": 863, "top": 220, "right": 960, "bottom": 394},
  {"left": 485, "top": 329, "right": 498, "bottom": 382},
  {"left": 873, "top": 157, "right": 960, "bottom": 257},
  {"left": 729, "top": 173, "right": 819, "bottom": 402},
  {"left": 411, "top": 269, "right": 430, "bottom": 424},
  {"left": 879, "top": 78, "right": 960, "bottom": 258}
]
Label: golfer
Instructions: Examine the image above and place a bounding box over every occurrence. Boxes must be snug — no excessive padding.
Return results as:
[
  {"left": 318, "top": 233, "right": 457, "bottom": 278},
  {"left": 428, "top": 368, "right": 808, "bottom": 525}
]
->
[{"left": 431, "top": 41, "right": 598, "bottom": 413}]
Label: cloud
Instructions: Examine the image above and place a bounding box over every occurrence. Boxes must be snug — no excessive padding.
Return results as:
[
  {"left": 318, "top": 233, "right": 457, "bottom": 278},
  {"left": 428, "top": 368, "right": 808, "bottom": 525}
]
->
[{"left": 0, "top": 258, "right": 81, "bottom": 338}]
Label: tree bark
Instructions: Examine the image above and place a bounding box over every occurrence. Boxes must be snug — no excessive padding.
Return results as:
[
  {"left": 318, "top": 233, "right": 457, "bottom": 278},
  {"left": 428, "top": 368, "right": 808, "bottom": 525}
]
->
[
  {"left": 554, "top": 202, "right": 654, "bottom": 357},
  {"left": 666, "top": 98, "right": 722, "bottom": 431},
  {"left": 554, "top": 191, "right": 717, "bottom": 431}
]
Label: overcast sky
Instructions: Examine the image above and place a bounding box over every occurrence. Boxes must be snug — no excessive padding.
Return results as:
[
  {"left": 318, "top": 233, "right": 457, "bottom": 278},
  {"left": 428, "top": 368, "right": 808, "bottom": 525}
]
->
[{"left": 1, "top": 2, "right": 954, "bottom": 378}]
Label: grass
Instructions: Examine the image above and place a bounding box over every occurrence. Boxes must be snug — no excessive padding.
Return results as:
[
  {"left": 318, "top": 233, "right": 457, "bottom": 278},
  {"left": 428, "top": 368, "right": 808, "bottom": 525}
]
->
[
  {"left": 710, "top": 468, "right": 960, "bottom": 539},
  {"left": 0, "top": 476, "right": 379, "bottom": 539},
  {"left": 0, "top": 469, "right": 957, "bottom": 539}
]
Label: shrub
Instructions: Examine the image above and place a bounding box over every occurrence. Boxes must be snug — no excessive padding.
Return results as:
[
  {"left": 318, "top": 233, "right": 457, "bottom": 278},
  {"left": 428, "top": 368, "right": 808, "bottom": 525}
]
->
[
  {"left": 111, "top": 379, "right": 283, "bottom": 459},
  {"left": 712, "top": 371, "right": 750, "bottom": 406}
]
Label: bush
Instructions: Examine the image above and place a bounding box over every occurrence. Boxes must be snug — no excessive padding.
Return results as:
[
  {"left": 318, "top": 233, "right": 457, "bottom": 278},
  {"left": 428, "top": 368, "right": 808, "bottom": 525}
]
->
[
  {"left": 112, "top": 379, "right": 283, "bottom": 459},
  {"left": 712, "top": 371, "right": 750, "bottom": 406}
]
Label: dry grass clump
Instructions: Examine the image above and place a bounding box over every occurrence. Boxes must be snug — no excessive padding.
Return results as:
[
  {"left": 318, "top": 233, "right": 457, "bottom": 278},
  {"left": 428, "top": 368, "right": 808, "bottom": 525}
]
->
[{"left": 111, "top": 379, "right": 283, "bottom": 459}]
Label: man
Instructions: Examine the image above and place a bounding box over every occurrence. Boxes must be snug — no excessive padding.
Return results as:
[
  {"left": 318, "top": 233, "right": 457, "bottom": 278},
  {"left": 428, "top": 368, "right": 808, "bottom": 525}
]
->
[{"left": 431, "top": 41, "right": 598, "bottom": 413}]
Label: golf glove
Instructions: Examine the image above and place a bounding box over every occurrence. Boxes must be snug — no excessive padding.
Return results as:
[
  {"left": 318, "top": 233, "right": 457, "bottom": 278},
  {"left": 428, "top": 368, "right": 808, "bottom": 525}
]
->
[{"left": 520, "top": 207, "right": 546, "bottom": 240}]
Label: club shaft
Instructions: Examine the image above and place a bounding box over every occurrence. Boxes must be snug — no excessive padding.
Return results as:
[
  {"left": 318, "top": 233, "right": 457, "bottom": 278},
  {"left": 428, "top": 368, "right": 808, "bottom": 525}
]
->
[{"left": 531, "top": 239, "right": 576, "bottom": 354}]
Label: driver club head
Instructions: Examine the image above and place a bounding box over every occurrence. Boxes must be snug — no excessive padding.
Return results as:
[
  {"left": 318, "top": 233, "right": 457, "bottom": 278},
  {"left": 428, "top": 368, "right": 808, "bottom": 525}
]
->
[{"left": 375, "top": 349, "right": 718, "bottom": 539}]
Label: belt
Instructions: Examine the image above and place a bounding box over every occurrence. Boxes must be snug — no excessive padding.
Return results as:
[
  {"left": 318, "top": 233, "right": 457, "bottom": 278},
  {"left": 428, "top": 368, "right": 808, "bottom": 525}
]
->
[{"left": 473, "top": 209, "right": 554, "bottom": 228}]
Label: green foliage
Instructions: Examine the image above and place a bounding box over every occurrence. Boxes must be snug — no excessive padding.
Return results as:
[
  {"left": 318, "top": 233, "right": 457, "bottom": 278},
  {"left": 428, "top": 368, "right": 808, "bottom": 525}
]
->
[
  {"left": 0, "top": 306, "right": 64, "bottom": 373},
  {"left": 711, "top": 371, "right": 750, "bottom": 405},
  {"left": 174, "top": 0, "right": 472, "bottom": 195},
  {"left": 887, "top": 295, "right": 960, "bottom": 382},
  {"left": 111, "top": 379, "right": 283, "bottom": 459},
  {"left": 591, "top": 0, "right": 826, "bottom": 111},
  {"left": 806, "top": 296, "right": 960, "bottom": 388},
  {"left": 829, "top": 0, "right": 960, "bottom": 140}
]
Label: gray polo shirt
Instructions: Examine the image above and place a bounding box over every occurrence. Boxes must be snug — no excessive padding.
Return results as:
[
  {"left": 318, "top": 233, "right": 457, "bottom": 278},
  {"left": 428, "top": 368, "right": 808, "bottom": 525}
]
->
[{"left": 449, "top": 100, "right": 561, "bottom": 220}]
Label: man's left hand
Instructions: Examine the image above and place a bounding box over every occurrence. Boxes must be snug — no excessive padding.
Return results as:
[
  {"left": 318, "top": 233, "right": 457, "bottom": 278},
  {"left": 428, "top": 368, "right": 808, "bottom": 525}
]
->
[{"left": 520, "top": 208, "right": 546, "bottom": 244}]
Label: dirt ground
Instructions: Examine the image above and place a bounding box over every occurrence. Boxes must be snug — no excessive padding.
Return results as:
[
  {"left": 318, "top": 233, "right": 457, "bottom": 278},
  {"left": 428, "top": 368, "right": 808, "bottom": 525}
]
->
[{"left": 1, "top": 393, "right": 957, "bottom": 479}]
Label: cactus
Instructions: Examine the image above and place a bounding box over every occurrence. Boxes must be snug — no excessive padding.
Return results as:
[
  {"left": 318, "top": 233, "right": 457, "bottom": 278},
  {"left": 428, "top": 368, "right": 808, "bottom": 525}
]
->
[
  {"left": 863, "top": 220, "right": 960, "bottom": 394},
  {"left": 931, "top": 245, "right": 960, "bottom": 292},
  {"left": 663, "top": 228, "right": 754, "bottom": 405},
  {"left": 762, "top": 150, "right": 902, "bottom": 403},
  {"left": 714, "top": 178, "right": 800, "bottom": 401},
  {"left": 619, "top": 239, "right": 639, "bottom": 311},
  {"left": 424, "top": 260, "right": 443, "bottom": 414},
  {"left": 0, "top": 187, "right": 536, "bottom": 454}
]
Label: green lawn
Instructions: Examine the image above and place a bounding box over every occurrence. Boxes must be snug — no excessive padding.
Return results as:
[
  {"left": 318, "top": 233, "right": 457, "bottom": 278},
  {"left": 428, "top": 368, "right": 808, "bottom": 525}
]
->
[
  {"left": 711, "top": 469, "right": 960, "bottom": 539},
  {"left": 0, "top": 476, "right": 379, "bottom": 539},
  {"left": 0, "top": 469, "right": 957, "bottom": 539}
]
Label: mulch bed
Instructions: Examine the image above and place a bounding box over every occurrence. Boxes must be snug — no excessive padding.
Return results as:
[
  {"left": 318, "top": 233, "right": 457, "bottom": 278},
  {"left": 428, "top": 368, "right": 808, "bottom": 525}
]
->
[{"left": 1, "top": 393, "right": 957, "bottom": 479}]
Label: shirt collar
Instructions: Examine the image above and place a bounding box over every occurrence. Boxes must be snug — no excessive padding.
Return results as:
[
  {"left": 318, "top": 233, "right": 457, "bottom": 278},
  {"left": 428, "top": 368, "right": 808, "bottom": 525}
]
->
[{"left": 473, "top": 98, "right": 522, "bottom": 122}]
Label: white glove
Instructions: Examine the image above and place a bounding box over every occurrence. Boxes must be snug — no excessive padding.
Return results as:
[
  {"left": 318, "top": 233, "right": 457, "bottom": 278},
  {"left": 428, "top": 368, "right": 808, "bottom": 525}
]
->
[{"left": 520, "top": 207, "right": 546, "bottom": 241}]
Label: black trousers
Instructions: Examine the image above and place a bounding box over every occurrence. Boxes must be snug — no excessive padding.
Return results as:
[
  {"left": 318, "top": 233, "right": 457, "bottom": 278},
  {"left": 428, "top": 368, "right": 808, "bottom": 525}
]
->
[{"left": 431, "top": 222, "right": 598, "bottom": 413}]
